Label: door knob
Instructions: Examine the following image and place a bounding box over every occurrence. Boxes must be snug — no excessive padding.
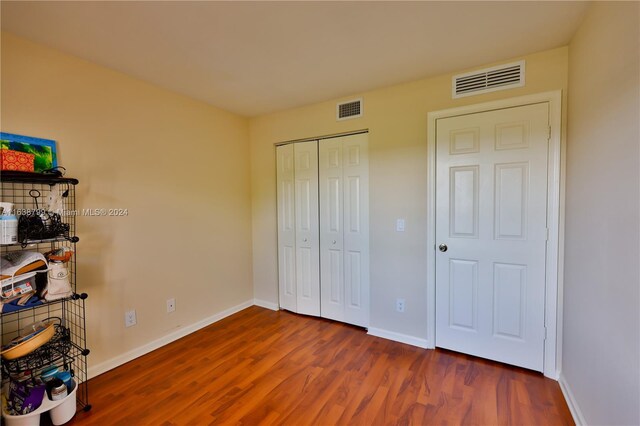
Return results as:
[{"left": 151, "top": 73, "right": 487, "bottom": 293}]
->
[
  {"left": 303, "top": 238, "right": 308, "bottom": 242},
  {"left": 438, "top": 243, "right": 448, "bottom": 252},
  {"left": 332, "top": 240, "right": 337, "bottom": 244}
]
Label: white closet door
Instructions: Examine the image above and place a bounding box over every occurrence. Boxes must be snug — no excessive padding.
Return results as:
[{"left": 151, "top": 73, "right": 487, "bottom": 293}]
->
[
  {"left": 342, "top": 134, "right": 370, "bottom": 326},
  {"left": 294, "top": 141, "right": 320, "bottom": 316},
  {"left": 319, "top": 138, "right": 344, "bottom": 321},
  {"left": 319, "top": 134, "right": 369, "bottom": 327},
  {"left": 276, "top": 144, "right": 296, "bottom": 312}
]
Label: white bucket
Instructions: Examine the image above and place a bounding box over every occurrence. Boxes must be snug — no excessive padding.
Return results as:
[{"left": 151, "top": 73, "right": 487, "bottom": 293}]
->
[
  {"left": 1, "top": 409, "right": 41, "bottom": 426},
  {"left": 49, "top": 380, "right": 77, "bottom": 425},
  {"left": 2, "top": 380, "right": 78, "bottom": 426}
]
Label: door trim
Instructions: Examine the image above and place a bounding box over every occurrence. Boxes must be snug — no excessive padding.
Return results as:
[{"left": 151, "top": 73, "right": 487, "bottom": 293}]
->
[{"left": 426, "top": 91, "right": 564, "bottom": 379}]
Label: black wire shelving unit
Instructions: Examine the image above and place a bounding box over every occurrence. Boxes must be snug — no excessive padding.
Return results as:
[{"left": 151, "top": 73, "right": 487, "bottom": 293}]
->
[{"left": 1, "top": 171, "right": 91, "bottom": 414}]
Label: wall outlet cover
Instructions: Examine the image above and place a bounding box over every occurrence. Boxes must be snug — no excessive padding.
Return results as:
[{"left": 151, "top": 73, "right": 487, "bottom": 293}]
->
[{"left": 125, "top": 310, "right": 137, "bottom": 327}]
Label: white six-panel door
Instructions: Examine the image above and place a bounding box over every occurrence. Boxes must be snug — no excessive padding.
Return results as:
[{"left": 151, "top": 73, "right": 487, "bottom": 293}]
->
[
  {"left": 435, "top": 103, "right": 549, "bottom": 371},
  {"left": 276, "top": 141, "right": 320, "bottom": 316},
  {"left": 319, "top": 134, "right": 369, "bottom": 327}
]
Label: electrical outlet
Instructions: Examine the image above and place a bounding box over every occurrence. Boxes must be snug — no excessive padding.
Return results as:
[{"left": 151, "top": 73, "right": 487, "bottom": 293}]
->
[
  {"left": 166, "top": 298, "right": 176, "bottom": 313},
  {"left": 396, "top": 298, "right": 406, "bottom": 313},
  {"left": 125, "top": 310, "right": 137, "bottom": 327}
]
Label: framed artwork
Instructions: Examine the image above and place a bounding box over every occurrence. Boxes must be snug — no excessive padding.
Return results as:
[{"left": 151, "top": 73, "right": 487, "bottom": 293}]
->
[{"left": 0, "top": 132, "right": 58, "bottom": 172}]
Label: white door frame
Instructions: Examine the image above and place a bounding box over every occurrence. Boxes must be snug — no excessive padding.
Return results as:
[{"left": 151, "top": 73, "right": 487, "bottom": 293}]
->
[{"left": 426, "top": 91, "right": 564, "bottom": 379}]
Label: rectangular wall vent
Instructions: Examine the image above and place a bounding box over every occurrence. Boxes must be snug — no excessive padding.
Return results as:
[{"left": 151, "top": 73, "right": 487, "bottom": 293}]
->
[
  {"left": 337, "top": 98, "right": 363, "bottom": 121},
  {"left": 452, "top": 60, "right": 525, "bottom": 99}
]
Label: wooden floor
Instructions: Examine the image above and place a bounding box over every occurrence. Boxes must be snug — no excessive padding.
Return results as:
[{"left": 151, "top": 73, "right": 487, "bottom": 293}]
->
[{"left": 70, "top": 306, "right": 573, "bottom": 425}]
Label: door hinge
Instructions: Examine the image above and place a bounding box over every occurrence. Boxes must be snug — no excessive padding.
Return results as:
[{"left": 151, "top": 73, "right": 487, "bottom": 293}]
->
[
  {"left": 545, "top": 227, "right": 549, "bottom": 241},
  {"left": 544, "top": 326, "right": 547, "bottom": 340},
  {"left": 547, "top": 126, "right": 552, "bottom": 140}
]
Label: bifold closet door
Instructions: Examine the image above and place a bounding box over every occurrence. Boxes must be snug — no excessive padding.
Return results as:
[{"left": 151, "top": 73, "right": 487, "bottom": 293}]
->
[
  {"left": 319, "top": 134, "right": 370, "bottom": 327},
  {"left": 276, "top": 144, "right": 296, "bottom": 312},
  {"left": 276, "top": 141, "right": 320, "bottom": 316}
]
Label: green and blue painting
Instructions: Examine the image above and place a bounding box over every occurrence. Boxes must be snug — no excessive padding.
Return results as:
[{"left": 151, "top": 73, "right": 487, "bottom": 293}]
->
[{"left": 0, "top": 133, "right": 57, "bottom": 172}]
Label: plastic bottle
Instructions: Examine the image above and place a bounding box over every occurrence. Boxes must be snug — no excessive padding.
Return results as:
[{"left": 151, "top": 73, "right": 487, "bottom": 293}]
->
[{"left": 0, "top": 202, "right": 18, "bottom": 245}]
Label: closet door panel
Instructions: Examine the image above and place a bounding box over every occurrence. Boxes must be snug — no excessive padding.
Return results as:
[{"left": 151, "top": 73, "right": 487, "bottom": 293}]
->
[
  {"left": 294, "top": 141, "right": 320, "bottom": 316},
  {"left": 320, "top": 134, "right": 369, "bottom": 327},
  {"left": 276, "top": 144, "right": 296, "bottom": 312},
  {"left": 319, "top": 138, "right": 345, "bottom": 322},
  {"left": 342, "top": 134, "right": 370, "bottom": 327}
]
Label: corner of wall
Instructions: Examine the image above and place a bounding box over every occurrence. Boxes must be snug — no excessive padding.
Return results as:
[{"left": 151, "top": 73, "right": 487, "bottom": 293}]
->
[{"left": 558, "top": 373, "right": 586, "bottom": 425}]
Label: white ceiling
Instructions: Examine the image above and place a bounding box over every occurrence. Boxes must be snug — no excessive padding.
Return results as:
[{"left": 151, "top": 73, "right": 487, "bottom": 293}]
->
[{"left": 1, "top": 1, "right": 589, "bottom": 117}]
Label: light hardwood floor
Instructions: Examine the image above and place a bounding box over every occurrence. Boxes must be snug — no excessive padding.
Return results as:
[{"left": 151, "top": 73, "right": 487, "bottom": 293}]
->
[{"left": 70, "top": 306, "right": 573, "bottom": 425}]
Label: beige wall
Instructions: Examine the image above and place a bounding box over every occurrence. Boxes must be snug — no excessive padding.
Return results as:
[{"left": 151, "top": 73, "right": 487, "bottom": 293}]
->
[
  {"left": 250, "top": 47, "right": 568, "bottom": 340},
  {"left": 1, "top": 33, "right": 254, "bottom": 370},
  {"left": 564, "top": 3, "right": 640, "bottom": 425}
]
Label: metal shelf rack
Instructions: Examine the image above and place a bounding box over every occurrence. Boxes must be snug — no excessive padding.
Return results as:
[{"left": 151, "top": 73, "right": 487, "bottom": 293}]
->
[{"left": 1, "top": 171, "right": 91, "bottom": 414}]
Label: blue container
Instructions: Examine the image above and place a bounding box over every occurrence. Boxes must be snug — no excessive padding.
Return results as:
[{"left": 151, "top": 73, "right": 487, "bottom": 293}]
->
[
  {"left": 40, "top": 366, "right": 59, "bottom": 383},
  {"left": 57, "top": 370, "right": 72, "bottom": 390}
]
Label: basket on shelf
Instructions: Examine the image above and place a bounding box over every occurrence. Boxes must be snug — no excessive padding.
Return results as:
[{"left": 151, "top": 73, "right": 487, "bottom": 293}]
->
[
  {"left": 16, "top": 189, "right": 70, "bottom": 245},
  {"left": 0, "top": 320, "right": 57, "bottom": 360}
]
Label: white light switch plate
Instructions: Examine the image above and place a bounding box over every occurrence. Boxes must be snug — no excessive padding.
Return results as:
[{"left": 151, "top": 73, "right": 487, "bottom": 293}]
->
[{"left": 396, "top": 219, "right": 405, "bottom": 232}]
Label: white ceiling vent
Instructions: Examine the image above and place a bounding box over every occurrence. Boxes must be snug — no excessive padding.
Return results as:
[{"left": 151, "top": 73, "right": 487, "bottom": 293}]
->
[
  {"left": 452, "top": 60, "right": 525, "bottom": 99},
  {"left": 337, "top": 98, "right": 363, "bottom": 121}
]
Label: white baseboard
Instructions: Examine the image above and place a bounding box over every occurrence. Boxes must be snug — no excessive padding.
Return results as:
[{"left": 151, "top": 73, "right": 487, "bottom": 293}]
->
[
  {"left": 88, "top": 299, "right": 254, "bottom": 379},
  {"left": 559, "top": 373, "right": 586, "bottom": 426},
  {"left": 367, "top": 327, "right": 429, "bottom": 349},
  {"left": 253, "top": 298, "right": 279, "bottom": 311}
]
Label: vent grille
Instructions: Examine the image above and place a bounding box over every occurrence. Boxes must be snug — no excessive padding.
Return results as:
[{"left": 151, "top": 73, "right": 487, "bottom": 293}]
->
[
  {"left": 453, "top": 61, "right": 525, "bottom": 98},
  {"left": 337, "top": 99, "right": 363, "bottom": 120}
]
